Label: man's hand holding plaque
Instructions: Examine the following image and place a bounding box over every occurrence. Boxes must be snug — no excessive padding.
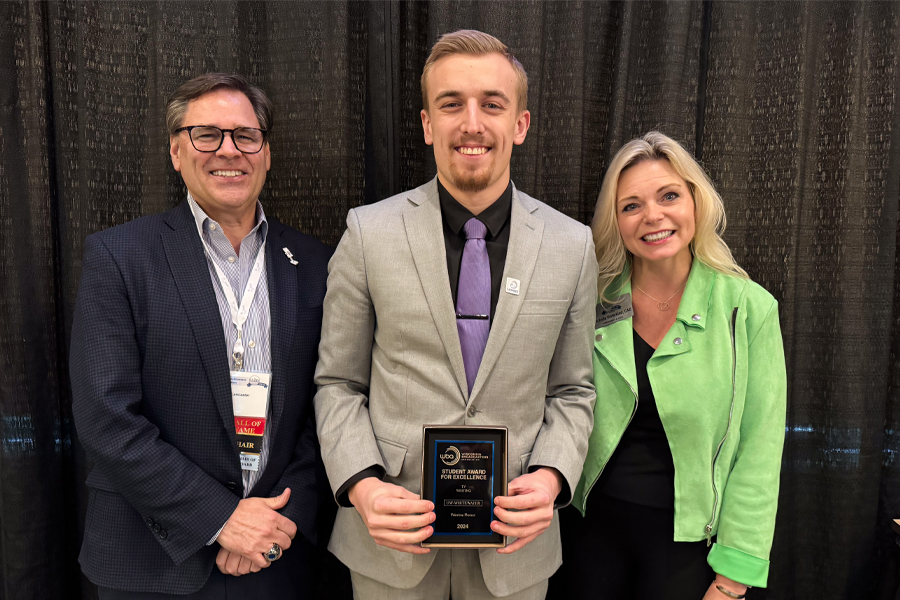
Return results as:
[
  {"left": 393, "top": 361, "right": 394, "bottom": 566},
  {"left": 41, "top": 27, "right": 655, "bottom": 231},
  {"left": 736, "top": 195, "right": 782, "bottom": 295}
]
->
[
  {"left": 348, "top": 477, "right": 435, "bottom": 554},
  {"left": 492, "top": 467, "right": 563, "bottom": 554}
]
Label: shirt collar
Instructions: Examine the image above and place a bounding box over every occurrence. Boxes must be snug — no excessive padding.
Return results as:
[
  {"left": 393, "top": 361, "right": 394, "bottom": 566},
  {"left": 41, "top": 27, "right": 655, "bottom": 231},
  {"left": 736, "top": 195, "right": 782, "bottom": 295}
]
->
[
  {"left": 187, "top": 193, "right": 268, "bottom": 243},
  {"left": 437, "top": 178, "right": 512, "bottom": 237}
]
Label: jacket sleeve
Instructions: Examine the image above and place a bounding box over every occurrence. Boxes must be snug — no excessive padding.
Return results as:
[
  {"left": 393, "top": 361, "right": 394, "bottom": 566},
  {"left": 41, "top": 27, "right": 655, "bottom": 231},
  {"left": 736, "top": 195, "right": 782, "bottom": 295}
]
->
[
  {"left": 313, "top": 209, "right": 384, "bottom": 499},
  {"left": 266, "top": 238, "right": 335, "bottom": 541},
  {"left": 526, "top": 224, "right": 599, "bottom": 507},
  {"left": 267, "top": 410, "right": 321, "bottom": 542},
  {"left": 71, "top": 234, "right": 239, "bottom": 565},
  {"left": 708, "top": 297, "right": 787, "bottom": 588}
]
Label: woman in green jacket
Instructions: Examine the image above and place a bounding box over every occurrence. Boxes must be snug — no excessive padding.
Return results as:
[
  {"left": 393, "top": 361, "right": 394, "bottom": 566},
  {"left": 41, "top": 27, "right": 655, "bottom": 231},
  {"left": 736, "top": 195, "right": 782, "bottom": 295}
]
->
[{"left": 555, "top": 132, "right": 786, "bottom": 599}]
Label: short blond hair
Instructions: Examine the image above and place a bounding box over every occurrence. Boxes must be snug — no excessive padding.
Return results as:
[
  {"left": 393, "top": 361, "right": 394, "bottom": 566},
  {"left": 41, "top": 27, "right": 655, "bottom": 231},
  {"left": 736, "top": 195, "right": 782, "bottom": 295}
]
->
[
  {"left": 421, "top": 29, "right": 528, "bottom": 112},
  {"left": 592, "top": 131, "right": 747, "bottom": 302}
]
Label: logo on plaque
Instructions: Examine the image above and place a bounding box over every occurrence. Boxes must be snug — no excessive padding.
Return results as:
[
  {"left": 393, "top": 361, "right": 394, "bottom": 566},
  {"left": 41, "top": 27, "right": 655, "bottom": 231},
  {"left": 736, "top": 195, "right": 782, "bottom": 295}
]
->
[{"left": 440, "top": 446, "right": 461, "bottom": 466}]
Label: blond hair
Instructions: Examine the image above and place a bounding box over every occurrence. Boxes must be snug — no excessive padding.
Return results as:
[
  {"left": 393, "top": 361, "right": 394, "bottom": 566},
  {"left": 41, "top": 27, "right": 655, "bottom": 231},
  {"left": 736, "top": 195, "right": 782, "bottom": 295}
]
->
[
  {"left": 592, "top": 131, "right": 747, "bottom": 302},
  {"left": 421, "top": 30, "right": 528, "bottom": 112}
]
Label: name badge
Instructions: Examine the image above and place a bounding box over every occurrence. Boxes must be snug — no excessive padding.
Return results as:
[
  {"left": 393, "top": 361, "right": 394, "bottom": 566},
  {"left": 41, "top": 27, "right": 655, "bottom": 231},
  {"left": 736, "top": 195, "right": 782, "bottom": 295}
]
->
[
  {"left": 595, "top": 293, "right": 634, "bottom": 328},
  {"left": 505, "top": 278, "right": 520, "bottom": 296},
  {"left": 231, "top": 371, "right": 272, "bottom": 471}
]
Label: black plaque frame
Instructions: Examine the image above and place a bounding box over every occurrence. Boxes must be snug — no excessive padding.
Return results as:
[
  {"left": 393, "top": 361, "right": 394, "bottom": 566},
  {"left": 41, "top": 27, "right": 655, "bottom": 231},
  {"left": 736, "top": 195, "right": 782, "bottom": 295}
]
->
[{"left": 421, "top": 425, "right": 508, "bottom": 548}]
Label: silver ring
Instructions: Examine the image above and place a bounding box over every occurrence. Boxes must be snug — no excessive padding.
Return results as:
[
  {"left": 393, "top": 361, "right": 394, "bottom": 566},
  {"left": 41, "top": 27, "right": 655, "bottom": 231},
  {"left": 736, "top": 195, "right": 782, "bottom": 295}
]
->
[{"left": 264, "top": 543, "right": 282, "bottom": 562}]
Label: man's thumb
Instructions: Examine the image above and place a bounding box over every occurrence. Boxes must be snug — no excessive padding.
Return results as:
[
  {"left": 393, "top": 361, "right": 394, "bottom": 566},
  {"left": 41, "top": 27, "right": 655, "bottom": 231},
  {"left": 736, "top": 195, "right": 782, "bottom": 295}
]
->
[{"left": 265, "top": 487, "right": 291, "bottom": 509}]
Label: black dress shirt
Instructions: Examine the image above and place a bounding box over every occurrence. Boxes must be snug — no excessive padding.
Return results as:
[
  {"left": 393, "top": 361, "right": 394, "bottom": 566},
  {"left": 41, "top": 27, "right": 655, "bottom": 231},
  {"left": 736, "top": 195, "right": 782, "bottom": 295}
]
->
[
  {"left": 439, "top": 178, "right": 512, "bottom": 322},
  {"left": 335, "top": 178, "right": 512, "bottom": 506}
]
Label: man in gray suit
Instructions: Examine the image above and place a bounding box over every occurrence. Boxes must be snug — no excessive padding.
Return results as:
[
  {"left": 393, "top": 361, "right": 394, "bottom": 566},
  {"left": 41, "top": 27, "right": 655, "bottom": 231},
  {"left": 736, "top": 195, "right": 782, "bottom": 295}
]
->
[{"left": 314, "top": 30, "right": 598, "bottom": 599}]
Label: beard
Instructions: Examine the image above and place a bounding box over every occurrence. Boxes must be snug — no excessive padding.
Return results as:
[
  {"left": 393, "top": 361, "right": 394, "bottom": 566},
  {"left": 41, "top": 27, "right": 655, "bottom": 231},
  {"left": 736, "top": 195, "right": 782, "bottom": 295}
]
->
[{"left": 448, "top": 159, "right": 495, "bottom": 193}]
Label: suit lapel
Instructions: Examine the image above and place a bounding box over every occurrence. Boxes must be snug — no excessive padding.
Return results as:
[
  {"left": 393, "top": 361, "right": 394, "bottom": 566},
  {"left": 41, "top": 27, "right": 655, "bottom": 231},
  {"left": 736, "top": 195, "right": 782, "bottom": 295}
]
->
[
  {"left": 403, "top": 181, "right": 469, "bottom": 401},
  {"left": 263, "top": 220, "right": 297, "bottom": 453},
  {"left": 469, "top": 186, "right": 543, "bottom": 402},
  {"left": 162, "top": 202, "right": 237, "bottom": 451}
]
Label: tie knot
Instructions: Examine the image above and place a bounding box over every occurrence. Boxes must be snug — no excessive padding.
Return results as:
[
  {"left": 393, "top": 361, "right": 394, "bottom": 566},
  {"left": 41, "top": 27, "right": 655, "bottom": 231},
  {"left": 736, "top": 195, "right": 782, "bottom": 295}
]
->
[{"left": 463, "top": 218, "right": 487, "bottom": 241}]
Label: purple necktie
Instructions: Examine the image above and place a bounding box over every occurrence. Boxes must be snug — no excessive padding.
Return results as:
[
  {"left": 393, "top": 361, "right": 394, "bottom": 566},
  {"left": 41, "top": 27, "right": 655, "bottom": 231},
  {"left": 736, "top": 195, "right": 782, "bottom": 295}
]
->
[{"left": 457, "top": 218, "right": 491, "bottom": 395}]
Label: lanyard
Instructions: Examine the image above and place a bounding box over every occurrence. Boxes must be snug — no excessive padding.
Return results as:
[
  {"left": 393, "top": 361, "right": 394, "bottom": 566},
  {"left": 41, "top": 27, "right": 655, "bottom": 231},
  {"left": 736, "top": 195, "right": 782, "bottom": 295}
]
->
[{"left": 201, "top": 237, "right": 266, "bottom": 371}]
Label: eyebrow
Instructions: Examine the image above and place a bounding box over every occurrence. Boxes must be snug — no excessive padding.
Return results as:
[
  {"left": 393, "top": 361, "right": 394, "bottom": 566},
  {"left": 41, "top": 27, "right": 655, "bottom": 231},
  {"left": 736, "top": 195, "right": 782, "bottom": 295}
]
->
[
  {"left": 432, "top": 90, "right": 512, "bottom": 105},
  {"left": 482, "top": 90, "right": 511, "bottom": 104},
  {"left": 617, "top": 182, "right": 682, "bottom": 204}
]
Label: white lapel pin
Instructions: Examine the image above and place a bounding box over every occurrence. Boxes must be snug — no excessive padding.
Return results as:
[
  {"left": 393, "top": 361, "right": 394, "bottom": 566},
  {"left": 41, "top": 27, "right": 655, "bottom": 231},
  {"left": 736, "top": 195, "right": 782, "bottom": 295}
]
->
[
  {"left": 505, "top": 277, "right": 520, "bottom": 296},
  {"left": 282, "top": 247, "right": 298, "bottom": 265}
]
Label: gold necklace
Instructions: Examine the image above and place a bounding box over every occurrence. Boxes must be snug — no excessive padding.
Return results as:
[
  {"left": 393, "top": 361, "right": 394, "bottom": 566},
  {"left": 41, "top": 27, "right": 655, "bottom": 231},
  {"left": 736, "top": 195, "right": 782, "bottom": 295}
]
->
[{"left": 633, "top": 278, "right": 688, "bottom": 311}]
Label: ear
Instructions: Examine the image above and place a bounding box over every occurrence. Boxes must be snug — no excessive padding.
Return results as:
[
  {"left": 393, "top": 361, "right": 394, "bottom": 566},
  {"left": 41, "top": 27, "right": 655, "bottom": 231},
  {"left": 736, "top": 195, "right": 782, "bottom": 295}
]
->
[
  {"left": 513, "top": 110, "right": 531, "bottom": 145},
  {"left": 421, "top": 109, "right": 433, "bottom": 146},
  {"left": 170, "top": 136, "right": 182, "bottom": 172},
  {"left": 264, "top": 142, "right": 271, "bottom": 171}
]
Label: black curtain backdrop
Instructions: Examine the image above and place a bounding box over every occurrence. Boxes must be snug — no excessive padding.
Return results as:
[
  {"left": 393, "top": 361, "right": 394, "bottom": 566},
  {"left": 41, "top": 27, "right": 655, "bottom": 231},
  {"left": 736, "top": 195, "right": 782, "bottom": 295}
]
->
[{"left": 2, "top": 1, "right": 899, "bottom": 599}]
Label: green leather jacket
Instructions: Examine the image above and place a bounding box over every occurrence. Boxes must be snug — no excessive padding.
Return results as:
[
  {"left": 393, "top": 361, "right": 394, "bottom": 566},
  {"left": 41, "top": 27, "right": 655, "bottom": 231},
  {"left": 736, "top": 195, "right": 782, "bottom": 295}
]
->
[{"left": 572, "top": 260, "right": 786, "bottom": 588}]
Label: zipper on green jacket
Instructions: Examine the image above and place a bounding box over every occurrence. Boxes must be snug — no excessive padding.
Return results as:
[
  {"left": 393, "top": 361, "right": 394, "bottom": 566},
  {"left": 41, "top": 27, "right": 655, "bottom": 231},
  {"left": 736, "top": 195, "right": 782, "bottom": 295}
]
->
[
  {"left": 581, "top": 352, "right": 639, "bottom": 514},
  {"left": 706, "top": 307, "right": 739, "bottom": 546}
]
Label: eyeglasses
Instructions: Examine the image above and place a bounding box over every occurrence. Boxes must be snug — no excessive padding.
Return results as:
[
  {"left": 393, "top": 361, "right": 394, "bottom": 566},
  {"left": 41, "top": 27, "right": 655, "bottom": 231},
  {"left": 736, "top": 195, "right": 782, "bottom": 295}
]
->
[{"left": 174, "top": 125, "right": 268, "bottom": 154}]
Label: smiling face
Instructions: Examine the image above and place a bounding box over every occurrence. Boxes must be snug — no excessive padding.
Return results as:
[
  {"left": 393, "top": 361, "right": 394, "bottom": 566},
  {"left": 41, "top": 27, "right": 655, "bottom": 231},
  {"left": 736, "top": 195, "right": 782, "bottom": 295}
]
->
[
  {"left": 616, "top": 159, "right": 696, "bottom": 270},
  {"left": 169, "top": 89, "right": 270, "bottom": 222},
  {"left": 420, "top": 52, "right": 530, "bottom": 210}
]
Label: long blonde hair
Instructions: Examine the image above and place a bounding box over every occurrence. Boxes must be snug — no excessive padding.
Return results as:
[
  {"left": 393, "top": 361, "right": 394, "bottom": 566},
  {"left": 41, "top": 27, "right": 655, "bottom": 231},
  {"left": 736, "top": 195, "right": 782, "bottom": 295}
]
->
[{"left": 592, "top": 131, "right": 747, "bottom": 302}]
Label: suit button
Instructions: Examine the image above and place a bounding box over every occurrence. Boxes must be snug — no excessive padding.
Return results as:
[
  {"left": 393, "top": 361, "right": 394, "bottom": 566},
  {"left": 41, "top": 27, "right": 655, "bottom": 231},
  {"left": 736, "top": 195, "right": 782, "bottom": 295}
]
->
[
  {"left": 227, "top": 481, "right": 237, "bottom": 491},
  {"left": 145, "top": 517, "right": 154, "bottom": 527},
  {"left": 467, "top": 405, "right": 476, "bottom": 417},
  {"left": 153, "top": 524, "right": 161, "bottom": 533},
  {"left": 159, "top": 529, "right": 168, "bottom": 539}
]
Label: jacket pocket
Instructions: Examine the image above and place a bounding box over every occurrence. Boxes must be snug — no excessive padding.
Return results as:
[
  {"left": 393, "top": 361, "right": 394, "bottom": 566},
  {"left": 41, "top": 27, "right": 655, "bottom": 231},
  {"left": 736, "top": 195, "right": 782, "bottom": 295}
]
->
[
  {"left": 376, "top": 436, "right": 408, "bottom": 478},
  {"left": 519, "top": 299, "right": 569, "bottom": 316},
  {"left": 520, "top": 452, "right": 533, "bottom": 477},
  {"left": 84, "top": 488, "right": 98, "bottom": 533},
  {"left": 86, "top": 469, "right": 117, "bottom": 492}
]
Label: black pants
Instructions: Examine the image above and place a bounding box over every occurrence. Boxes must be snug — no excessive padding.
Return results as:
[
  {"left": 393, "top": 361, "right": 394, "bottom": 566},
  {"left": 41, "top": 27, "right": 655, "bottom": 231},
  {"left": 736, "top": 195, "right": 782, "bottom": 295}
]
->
[
  {"left": 98, "top": 535, "right": 317, "bottom": 600},
  {"left": 549, "top": 494, "right": 714, "bottom": 600}
]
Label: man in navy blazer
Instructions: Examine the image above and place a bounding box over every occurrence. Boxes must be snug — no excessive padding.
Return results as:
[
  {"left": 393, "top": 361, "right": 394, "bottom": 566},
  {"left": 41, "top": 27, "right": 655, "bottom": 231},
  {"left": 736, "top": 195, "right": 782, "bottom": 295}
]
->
[{"left": 70, "top": 73, "right": 331, "bottom": 599}]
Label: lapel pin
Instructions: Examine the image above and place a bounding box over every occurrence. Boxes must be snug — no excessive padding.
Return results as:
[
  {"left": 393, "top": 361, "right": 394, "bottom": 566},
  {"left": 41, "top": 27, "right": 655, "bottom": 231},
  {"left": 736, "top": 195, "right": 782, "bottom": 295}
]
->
[
  {"left": 282, "top": 247, "right": 298, "bottom": 265},
  {"left": 505, "top": 277, "right": 520, "bottom": 296}
]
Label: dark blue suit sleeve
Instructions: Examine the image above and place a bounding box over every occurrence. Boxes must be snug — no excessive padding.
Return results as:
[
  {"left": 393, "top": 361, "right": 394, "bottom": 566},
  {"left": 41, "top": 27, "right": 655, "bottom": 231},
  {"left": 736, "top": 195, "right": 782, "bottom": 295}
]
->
[
  {"left": 255, "top": 231, "right": 335, "bottom": 544},
  {"left": 267, "top": 411, "right": 321, "bottom": 543},
  {"left": 71, "top": 234, "right": 239, "bottom": 566}
]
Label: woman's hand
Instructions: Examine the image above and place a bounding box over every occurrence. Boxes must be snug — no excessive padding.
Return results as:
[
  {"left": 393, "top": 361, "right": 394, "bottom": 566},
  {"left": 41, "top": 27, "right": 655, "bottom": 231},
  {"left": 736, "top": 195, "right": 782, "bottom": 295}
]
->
[{"left": 702, "top": 575, "right": 748, "bottom": 599}]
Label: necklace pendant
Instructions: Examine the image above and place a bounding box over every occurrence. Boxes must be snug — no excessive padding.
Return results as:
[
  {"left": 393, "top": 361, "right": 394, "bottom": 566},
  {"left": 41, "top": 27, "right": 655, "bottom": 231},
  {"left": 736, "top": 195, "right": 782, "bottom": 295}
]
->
[{"left": 658, "top": 301, "right": 669, "bottom": 311}]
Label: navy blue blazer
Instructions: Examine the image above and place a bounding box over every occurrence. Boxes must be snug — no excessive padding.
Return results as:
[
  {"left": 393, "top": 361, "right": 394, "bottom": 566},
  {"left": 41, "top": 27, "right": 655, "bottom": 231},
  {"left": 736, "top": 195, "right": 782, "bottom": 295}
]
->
[{"left": 70, "top": 200, "right": 332, "bottom": 594}]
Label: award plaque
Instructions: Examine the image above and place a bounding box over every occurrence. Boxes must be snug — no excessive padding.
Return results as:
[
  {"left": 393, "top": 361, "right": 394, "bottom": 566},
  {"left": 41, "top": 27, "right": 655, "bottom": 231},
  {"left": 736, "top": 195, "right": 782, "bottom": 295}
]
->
[{"left": 421, "top": 425, "right": 507, "bottom": 548}]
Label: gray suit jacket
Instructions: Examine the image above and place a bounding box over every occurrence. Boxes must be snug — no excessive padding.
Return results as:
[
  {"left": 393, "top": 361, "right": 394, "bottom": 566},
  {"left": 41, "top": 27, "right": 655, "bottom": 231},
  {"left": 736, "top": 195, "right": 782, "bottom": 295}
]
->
[{"left": 314, "top": 178, "right": 597, "bottom": 595}]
